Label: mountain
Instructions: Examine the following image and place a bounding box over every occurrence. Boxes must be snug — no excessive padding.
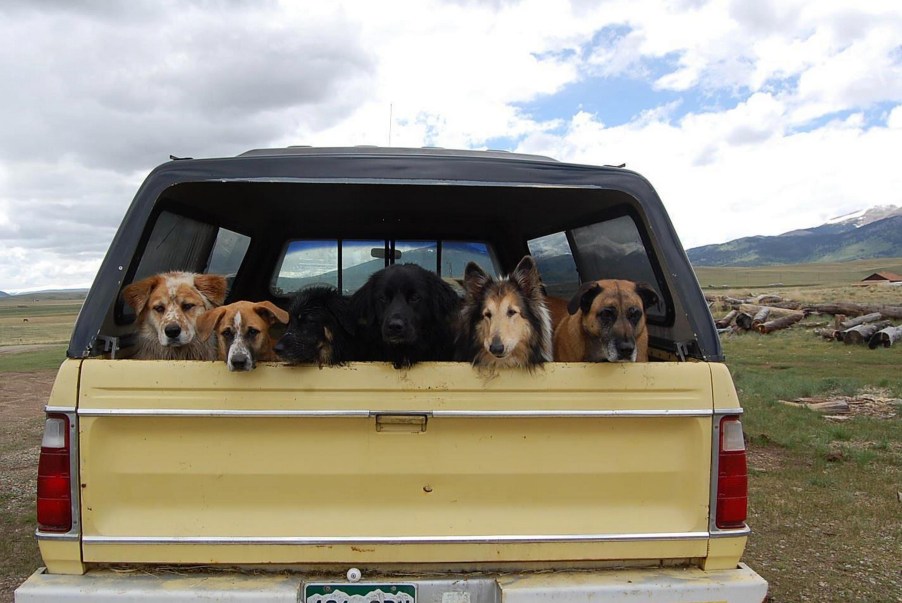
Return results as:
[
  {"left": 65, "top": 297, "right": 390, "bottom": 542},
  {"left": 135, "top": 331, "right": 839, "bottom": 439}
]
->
[
  {"left": 687, "top": 206, "right": 902, "bottom": 266},
  {"left": 0, "top": 291, "right": 9, "bottom": 298}
]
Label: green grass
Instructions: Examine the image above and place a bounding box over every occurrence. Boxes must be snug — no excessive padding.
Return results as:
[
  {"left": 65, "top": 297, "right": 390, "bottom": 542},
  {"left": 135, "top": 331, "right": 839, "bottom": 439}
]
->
[
  {"left": 0, "top": 297, "right": 81, "bottom": 347},
  {"left": 725, "top": 326, "right": 902, "bottom": 601},
  {"left": 694, "top": 256, "right": 902, "bottom": 288},
  {"left": 0, "top": 346, "right": 67, "bottom": 372}
]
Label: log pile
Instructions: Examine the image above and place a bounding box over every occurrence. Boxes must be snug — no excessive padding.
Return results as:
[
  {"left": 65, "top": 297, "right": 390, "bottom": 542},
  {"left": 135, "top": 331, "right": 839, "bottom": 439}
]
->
[{"left": 709, "top": 293, "right": 902, "bottom": 349}]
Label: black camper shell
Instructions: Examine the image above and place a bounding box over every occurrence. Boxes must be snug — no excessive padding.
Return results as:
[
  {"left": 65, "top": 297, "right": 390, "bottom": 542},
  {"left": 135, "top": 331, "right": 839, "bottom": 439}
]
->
[{"left": 69, "top": 147, "right": 720, "bottom": 361}]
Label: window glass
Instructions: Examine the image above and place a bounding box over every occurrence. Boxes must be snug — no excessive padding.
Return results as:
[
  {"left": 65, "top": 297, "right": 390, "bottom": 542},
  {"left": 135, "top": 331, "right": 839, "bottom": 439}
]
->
[
  {"left": 570, "top": 216, "right": 664, "bottom": 319},
  {"left": 273, "top": 240, "right": 339, "bottom": 295},
  {"left": 527, "top": 232, "right": 579, "bottom": 299},
  {"left": 395, "top": 240, "right": 438, "bottom": 272},
  {"left": 207, "top": 227, "right": 251, "bottom": 278},
  {"left": 441, "top": 241, "right": 496, "bottom": 280},
  {"left": 134, "top": 211, "right": 219, "bottom": 281},
  {"left": 273, "top": 240, "right": 496, "bottom": 296},
  {"left": 342, "top": 240, "right": 387, "bottom": 294}
]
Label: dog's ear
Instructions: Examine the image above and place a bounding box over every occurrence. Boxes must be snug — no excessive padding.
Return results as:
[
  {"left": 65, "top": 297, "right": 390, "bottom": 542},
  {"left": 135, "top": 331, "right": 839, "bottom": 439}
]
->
[
  {"left": 463, "top": 262, "right": 490, "bottom": 298},
  {"left": 196, "top": 306, "right": 227, "bottom": 341},
  {"left": 567, "top": 282, "right": 602, "bottom": 315},
  {"left": 254, "top": 301, "right": 289, "bottom": 326},
  {"left": 193, "top": 274, "right": 228, "bottom": 307},
  {"left": 510, "top": 255, "right": 542, "bottom": 297},
  {"left": 635, "top": 282, "right": 660, "bottom": 310},
  {"left": 122, "top": 275, "right": 160, "bottom": 315}
]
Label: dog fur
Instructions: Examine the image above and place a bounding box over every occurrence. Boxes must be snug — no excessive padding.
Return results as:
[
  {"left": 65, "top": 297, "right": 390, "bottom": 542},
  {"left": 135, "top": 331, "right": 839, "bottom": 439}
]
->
[
  {"left": 274, "top": 285, "right": 357, "bottom": 367},
  {"left": 350, "top": 263, "right": 461, "bottom": 369},
  {"left": 122, "top": 271, "right": 228, "bottom": 360},
  {"left": 198, "top": 301, "right": 289, "bottom": 371},
  {"left": 545, "top": 295, "right": 570, "bottom": 332},
  {"left": 456, "top": 256, "right": 552, "bottom": 369},
  {"left": 553, "top": 279, "right": 659, "bottom": 363}
]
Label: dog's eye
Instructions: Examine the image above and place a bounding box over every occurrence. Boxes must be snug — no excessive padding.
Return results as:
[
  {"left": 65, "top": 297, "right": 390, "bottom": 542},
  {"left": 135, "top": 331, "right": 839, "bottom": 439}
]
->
[
  {"left": 182, "top": 303, "right": 195, "bottom": 311},
  {"left": 221, "top": 329, "right": 234, "bottom": 341},
  {"left": 627, "top": 308, "right": 643, "bottom": 324},
  {"left": 483, "top": 311, "right": 493, "bottom": 320},
  {"left": 506, "top": 308, "right": 517, "bottom": 318},
  {"left": 598, "top": 308, "right": 616, "bottom": 322},
  {"left": 246, "top": 327, "right": 260, "bottom": 338},
  {"left": 153, "top": 304, "right": 165, "bottom": 314},
  {"left": 409, "top": 293, "right": 421, "bottom": 303}
]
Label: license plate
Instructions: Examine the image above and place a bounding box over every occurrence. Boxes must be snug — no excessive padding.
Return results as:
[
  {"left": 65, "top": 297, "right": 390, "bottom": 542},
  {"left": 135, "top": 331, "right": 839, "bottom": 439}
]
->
[{"left": 305, "top": 583, "right": 416, "bottom": 603}]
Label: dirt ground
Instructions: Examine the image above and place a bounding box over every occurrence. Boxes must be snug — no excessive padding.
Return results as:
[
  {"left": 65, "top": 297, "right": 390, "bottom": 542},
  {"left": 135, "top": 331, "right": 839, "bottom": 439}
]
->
[{"left": 0, "top": 371, "right": 54, "bottom": 602}]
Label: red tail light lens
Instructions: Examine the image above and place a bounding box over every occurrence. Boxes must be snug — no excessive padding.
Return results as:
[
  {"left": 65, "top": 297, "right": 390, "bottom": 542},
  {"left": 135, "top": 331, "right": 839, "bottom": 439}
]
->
[
  {"left": 716, "top": 416, "right": 747, "bottom": 529},
  {"left": 37, "top": 415, "right": 72, "bottom": 532}
]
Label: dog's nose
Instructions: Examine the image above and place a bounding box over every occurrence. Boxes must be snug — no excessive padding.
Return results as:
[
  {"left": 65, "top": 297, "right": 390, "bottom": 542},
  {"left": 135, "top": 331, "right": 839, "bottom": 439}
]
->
[
  {"left": 230, "top": 353, "right": 249, "bottom": 370},
  {"left": 164, "top": 324, "right": 182, "bottom": 339},
  {"left": 617, "top": 340, "right": 635, "bottom": 359},
  {"left": 273, "top": 340, "right": 285, "bottom": 356},
  {"left": 489, "top": 338, "right": 505, "bottom": 357},
  {"left": 386, "top": 317, "right": 405, "bottom": 334}
]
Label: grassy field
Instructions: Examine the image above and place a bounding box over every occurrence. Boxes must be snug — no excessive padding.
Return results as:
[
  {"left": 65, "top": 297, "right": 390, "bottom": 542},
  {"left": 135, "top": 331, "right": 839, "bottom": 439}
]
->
[
  {"left": 0, "top": 279, "right": 900, "bottom": 601},
  {"left": 0, "top": 293, "right": 83, "bottom": 348},
  {"left": 694, "top": 256, "right": 902, "bottom": 289}
]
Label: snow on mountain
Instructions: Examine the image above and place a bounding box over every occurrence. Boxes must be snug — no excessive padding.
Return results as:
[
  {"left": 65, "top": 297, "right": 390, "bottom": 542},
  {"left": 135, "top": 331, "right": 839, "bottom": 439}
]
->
[{"left": 827, "top": 205, "right": 901, "bottom": 228}]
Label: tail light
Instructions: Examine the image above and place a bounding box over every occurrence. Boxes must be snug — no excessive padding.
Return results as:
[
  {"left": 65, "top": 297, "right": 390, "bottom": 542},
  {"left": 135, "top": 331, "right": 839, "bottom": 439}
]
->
[
  {"left": 37, "top": 414, "right": 72, "bottom": 532},
  {"left": 716, "top": 415, "right": 747, "bottom": 529}
]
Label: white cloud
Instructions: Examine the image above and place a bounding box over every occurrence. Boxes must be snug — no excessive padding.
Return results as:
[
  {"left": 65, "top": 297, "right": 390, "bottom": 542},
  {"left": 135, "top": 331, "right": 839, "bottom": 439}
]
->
[
  {"left": 516, "top": 101, "right": 902, "bottom": 249},
  {"left": 2, "top": 0, "right": 902, "bottom": 291}
]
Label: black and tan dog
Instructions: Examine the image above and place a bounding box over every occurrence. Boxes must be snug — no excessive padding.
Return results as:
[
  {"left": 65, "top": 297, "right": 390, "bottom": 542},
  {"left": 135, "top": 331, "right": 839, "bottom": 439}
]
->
[
  {"left": 274, "top": 285, "right": 357, "bottom": 367},
  {"left": 553, "top": 279, "right": 659, "bottom": 362}
]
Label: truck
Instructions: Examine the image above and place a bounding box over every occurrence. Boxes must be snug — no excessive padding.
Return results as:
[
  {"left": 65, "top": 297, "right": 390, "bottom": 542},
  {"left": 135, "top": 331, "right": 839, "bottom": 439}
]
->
[{"left": 16, "top": 147, "right": 768, "bottom": 602}]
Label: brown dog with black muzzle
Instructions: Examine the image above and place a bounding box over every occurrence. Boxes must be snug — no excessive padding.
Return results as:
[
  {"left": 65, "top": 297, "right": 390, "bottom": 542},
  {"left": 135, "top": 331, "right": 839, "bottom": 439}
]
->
[
  {"left": 198, "top": 301, "right": 289, "bottom": 371},
  {"left": 553, "top": 279, "right": 659, "bottom": 362}
]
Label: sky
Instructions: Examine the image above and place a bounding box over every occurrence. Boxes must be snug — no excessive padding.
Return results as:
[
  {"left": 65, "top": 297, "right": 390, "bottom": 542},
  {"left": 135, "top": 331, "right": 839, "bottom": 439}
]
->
[{"left": 2, "top": 0, "right": 902, "bottom": 293}]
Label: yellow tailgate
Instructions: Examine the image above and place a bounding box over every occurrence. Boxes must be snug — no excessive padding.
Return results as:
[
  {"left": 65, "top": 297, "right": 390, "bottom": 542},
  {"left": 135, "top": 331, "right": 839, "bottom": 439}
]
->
[{"left": 78, "top": 361, "right": 717, "bottom": 565}]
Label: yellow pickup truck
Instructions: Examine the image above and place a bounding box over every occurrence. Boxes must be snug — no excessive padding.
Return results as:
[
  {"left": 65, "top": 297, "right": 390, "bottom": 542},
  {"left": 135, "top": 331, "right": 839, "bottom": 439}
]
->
[{"left": 17, "top": 147, "right": 767, "bottom": 602}]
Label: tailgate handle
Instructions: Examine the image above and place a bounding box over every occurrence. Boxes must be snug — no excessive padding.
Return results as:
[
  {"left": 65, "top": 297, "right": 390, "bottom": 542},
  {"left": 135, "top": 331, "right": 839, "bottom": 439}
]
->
[{"left": 375, "top": 413, "right": 428, "bottom": 433}]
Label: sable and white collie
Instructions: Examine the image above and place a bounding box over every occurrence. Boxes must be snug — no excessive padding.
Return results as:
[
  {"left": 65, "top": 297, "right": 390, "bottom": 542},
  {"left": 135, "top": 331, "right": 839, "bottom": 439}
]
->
[
  {"left": 122, "top": 271, "right": 227, "bottom": 360},
  {"left": 456, "top": 255, "right": 552, "bottom": 370}
]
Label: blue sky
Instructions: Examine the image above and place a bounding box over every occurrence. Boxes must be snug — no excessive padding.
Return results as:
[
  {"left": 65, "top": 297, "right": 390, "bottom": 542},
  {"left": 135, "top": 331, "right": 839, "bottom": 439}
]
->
[{"left": 1, "top": 0, "right": 902, "bottom": 291}]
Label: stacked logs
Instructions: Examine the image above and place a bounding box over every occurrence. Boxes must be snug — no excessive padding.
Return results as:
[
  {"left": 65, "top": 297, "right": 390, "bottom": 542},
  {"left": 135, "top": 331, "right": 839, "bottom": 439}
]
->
[{"left": 708, "top": 294, "right": 902, "bottom": 348}]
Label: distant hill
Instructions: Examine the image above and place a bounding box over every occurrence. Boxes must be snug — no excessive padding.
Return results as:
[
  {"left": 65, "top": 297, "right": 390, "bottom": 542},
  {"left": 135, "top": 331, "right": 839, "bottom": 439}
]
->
[
  {"left": 687, "top": 206, "right": 902, "bottom": 267},
  {"left": 0, "top": 289, "right": 88, "bottom": 301}
]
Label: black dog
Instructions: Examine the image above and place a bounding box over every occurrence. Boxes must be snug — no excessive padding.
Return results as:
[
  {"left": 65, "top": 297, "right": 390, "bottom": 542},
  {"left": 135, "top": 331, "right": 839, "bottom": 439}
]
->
[
  {"left": 350, "top": 264, "right": 461, "bottom": 369},
  {"left": 274, "top": 285, "right": 357, "bottom": 366}
]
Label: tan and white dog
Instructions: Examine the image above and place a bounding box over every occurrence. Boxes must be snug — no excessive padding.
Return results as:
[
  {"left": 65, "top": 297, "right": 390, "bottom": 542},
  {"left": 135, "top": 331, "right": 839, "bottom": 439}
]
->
[
  {"left": 553, "top": 279, "right": 659, "bottom": 363},
  {"left": 122, "top": 271, "right": 228, "bottom": 360},
  {"left": 198, "top": 301, "right": 289, "bottom": 371}
]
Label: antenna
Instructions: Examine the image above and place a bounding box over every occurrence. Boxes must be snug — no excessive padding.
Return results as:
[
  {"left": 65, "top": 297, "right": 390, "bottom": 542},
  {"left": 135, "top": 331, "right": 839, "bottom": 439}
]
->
[{"left": 388, "top": 103, "right": 393, "bottom": 147}]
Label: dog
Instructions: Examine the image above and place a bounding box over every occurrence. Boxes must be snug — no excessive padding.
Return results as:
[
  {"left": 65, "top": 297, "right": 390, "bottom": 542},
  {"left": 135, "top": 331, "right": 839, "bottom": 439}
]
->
[
  {"left": 545, "top": 294, "right": 570, "bottom": 332},
  {"left": 350, "top": 263, "right": 461, "bottom": 369},
  {"left": 197, "top": 301, "right": 289, "bottom": 371},
  {"left": 456, "top": 256, "right": 552, "bottom": 369},
  {"left": 122, "top": 271, "right": 228, "bottom": 360},
  {"left": 274, "top": 285, "right": 358, "bottom": 367},
  {"left": 553, "top": 279, "right": 659, "bottom": 362}
]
